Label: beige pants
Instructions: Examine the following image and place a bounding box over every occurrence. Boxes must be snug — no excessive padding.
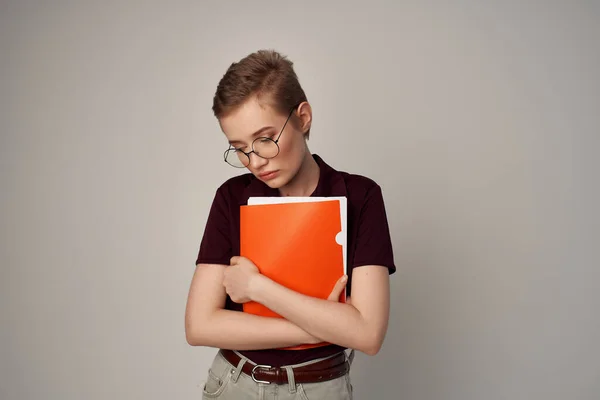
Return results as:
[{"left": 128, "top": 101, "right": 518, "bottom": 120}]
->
[{"left": 202, "top": 350, "right": 354, "bottom": 400}]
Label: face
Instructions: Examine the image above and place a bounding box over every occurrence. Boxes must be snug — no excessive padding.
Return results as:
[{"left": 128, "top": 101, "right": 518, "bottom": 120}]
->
[{"left": 219, "top": 97, "right": 312, "bottom": 189}]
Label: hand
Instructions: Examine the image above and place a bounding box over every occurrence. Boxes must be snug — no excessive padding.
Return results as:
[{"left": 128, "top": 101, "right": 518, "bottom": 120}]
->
[
  {"left": 304, "top": 275, "right": 351, "bottom": 345},
  {"left": 223, "top": 256, "right": 263, "bottom": 303},
  {"left": 327, "top": 275, "right": 349, "bottom": 303}
]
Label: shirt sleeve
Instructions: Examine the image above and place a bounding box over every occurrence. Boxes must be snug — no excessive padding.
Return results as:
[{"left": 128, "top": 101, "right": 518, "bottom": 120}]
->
[
  {"left": 352, "top": 184, "right": 396, "bottom": 274},
  {"left": 195, "top": 186, "right": 233, "bottom": 266}
]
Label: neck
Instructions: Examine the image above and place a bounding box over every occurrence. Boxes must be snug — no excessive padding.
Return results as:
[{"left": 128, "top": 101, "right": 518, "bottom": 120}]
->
[{"left": 278, "top": 151, "right": 320, "bottom": 197}]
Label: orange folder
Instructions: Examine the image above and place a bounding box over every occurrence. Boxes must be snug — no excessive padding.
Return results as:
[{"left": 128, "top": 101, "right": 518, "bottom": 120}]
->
[{"left": 240, "top": 198, "right": 346, "bottom": 350}]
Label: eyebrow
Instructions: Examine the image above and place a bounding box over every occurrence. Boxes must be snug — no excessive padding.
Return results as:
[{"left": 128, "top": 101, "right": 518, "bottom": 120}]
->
[{"left": 228, "top": 126, "right": 275, "bottom": 145}]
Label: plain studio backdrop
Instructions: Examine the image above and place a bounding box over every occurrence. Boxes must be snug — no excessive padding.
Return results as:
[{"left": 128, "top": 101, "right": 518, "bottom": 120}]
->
[{"left": 1, "top": 1, "right": 599, "bottom": 399}]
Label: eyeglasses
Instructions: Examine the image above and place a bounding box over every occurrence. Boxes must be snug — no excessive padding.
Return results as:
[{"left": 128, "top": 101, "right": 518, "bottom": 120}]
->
[{"left": 223, "top": 104, "right": 299, "bottom": 168}]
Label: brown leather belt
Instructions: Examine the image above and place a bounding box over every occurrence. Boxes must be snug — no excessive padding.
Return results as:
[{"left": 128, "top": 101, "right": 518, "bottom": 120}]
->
[{"left": 219, "top": 349, "right": 349, "bottom": 385}]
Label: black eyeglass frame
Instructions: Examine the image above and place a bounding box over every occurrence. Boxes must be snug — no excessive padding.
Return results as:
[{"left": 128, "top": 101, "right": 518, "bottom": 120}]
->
[{"left": 223, "top": 103, "right": 301, "bottom": 168}]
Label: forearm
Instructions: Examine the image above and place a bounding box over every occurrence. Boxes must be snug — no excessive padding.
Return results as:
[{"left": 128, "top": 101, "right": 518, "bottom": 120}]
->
[
  {"left": 186, "top": 308, "right": 316, "bottom": 350},
  {"left": 252, "top": 278, "right": 377, "bottom": 354}
]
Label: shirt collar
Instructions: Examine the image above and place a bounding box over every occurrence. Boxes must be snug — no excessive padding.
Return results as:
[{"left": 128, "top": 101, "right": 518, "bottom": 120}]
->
[{"left": 311, "top": 154, "right": 347, "bottom": 197}]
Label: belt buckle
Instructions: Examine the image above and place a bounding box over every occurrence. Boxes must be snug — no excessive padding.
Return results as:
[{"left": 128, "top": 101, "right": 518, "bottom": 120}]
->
[{"left": 251, "top": 364, "right": 273, "bottom": 384}]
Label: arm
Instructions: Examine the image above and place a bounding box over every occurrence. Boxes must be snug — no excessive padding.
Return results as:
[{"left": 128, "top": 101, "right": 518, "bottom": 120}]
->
[
  {"left": 185, "top": 263, "right": 321, "bottom": 350},
  {"left": 224, "top": 183, "right": 394, "bottom": 355},
  {"left": 250, "top": 265, "right": 390, "bottom": 355}
]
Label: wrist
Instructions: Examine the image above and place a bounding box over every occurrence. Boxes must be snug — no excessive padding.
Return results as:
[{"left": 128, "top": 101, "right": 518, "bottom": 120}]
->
[{"left": 249, "top": 274, "right": 271, "bottom": 302}]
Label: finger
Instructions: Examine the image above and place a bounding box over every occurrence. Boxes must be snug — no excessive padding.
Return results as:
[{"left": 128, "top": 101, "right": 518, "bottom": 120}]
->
[
  {"left": 327, "top": 275, "right": 348, "bottom": 301},
  {"left": 230, "top": 256, "right": 240, "bottom": 265}
]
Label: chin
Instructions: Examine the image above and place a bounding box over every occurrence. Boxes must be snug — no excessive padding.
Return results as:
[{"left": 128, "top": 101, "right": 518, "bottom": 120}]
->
[
  {"left": 263, "top": 178, "right": 284, "bottom": 189},
  {"left": 259, "top": 173, "right": 290, "bottom": 189}
]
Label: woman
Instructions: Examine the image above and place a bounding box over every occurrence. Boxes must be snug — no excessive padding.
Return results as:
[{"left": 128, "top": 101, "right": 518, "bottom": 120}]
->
[{"left": 185, "top": 50, "right": 396, "bottom": 399}]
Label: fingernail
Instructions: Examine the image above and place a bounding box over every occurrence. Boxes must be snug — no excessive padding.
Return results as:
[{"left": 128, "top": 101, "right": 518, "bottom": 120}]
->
[{"left": 341, "top": 275, "right": 348, "bottom": 282}]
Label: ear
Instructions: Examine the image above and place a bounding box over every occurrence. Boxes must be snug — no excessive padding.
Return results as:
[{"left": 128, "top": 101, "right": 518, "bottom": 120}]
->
[{"left": 296, "top": 101, "right": 312, "bottom": 135}]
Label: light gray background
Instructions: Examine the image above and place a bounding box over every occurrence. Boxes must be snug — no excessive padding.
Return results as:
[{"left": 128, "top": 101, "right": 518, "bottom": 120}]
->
[{"left": 1, "top": 1, "right": 599, "bottom": 399}]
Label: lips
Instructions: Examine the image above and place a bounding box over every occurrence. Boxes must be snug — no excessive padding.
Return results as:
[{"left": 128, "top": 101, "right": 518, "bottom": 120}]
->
[{"left": 258, "top": 170, "right": 279, "bottom": 180}]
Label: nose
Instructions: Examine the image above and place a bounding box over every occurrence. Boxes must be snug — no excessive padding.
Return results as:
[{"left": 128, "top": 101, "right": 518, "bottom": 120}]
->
[{"left": 248, "top": 152, "right": 268, "bottom": 170}]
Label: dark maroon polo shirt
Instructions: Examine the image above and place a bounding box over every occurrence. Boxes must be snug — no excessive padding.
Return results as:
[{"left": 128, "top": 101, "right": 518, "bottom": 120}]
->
[{"left": 195, "top": 154, "right": 395, "bottom": 366}]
